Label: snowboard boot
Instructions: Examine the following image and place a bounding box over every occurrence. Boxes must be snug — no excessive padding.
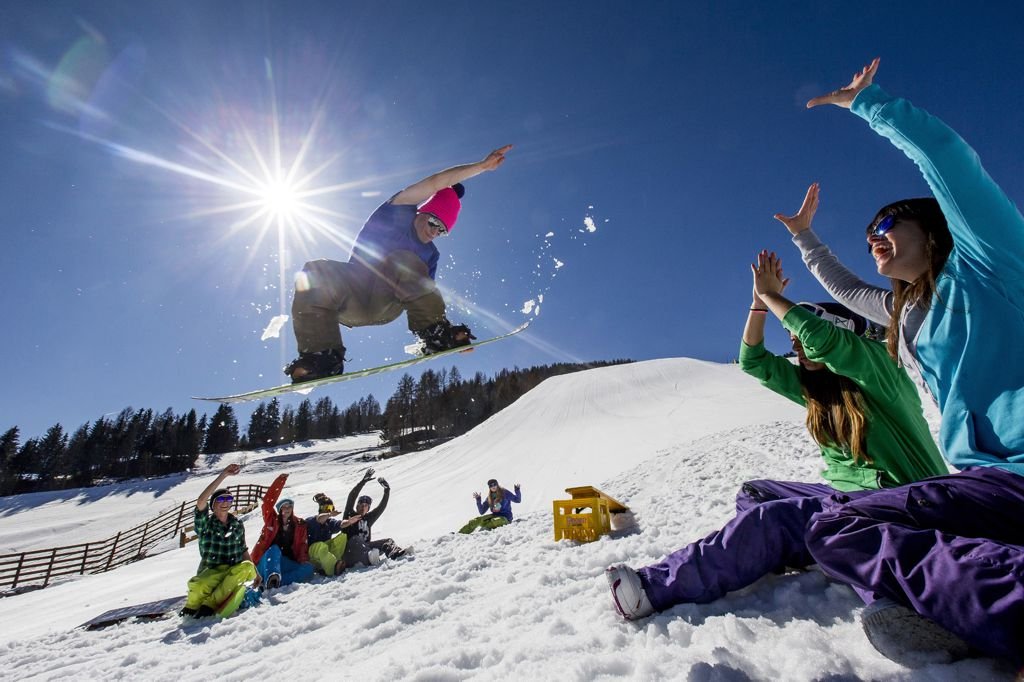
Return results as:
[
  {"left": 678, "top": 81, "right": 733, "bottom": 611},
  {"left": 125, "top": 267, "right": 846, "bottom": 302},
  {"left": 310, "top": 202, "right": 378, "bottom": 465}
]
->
[
  {"left": 284, "top": 347, "right": 345, "bottom": 384},
  {"left": 266, "top": 572, "right": 282, "bottom": 590},
  {"left": 606, "top": 564, "right": 655, "bottom": 621},
  {"left": 861, "top": 598, "right": 971, "bottom": 667},
  {"left": 415, "top": 319, "right": 476, "bottom": 355}
]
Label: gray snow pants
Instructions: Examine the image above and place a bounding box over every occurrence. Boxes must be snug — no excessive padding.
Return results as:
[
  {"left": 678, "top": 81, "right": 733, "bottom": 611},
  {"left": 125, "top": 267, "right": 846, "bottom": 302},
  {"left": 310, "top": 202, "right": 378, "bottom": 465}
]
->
[{"left": 291, "top": 251, "right": 445, "bottom": 353}]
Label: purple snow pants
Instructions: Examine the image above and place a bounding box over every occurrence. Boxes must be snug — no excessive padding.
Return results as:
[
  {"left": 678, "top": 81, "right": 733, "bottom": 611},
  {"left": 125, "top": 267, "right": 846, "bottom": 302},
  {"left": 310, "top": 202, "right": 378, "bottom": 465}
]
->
[
  {"left": 639, "top": 479, "right": 864, "bottom": 610},
  {"left": 806, "top": 466, "right": 1024, "bottom": 665}
]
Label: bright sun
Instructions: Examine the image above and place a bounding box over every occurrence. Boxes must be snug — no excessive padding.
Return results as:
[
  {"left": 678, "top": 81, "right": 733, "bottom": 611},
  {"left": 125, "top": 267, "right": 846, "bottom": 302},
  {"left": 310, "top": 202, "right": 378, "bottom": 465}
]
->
[{"left": 261, "top": 177, "right": 301, "bottom": 219}]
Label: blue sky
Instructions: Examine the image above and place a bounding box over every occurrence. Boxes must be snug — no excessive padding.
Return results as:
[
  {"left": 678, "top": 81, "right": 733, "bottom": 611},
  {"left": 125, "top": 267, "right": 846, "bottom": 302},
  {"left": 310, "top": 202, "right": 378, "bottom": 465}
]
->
[{"left": 2, "top": 1, "right": 1023, "bottom": 439}]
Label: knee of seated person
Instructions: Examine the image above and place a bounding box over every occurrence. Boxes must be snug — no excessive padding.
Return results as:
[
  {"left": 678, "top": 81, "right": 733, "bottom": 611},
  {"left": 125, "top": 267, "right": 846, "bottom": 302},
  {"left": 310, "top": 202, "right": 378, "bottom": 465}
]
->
[{"left": 804, "top": 510, "right": 850, "bottom": 552}]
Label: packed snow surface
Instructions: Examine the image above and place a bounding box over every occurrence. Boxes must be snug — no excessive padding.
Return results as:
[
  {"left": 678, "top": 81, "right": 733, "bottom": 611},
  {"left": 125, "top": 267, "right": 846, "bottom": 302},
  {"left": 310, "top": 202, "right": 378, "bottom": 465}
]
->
[{"left": 0, "top": 359, "right": 1011, "bottom": 680}]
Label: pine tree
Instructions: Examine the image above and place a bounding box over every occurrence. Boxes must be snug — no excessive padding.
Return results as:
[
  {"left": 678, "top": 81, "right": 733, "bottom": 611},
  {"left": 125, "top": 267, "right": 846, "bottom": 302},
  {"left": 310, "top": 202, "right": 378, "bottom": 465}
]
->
[
  {"left": 204, "top": 404, "right": 240, "bottom": 454},
  {"left": 0, "top": 426, "right": 21, "bottom": 495}
]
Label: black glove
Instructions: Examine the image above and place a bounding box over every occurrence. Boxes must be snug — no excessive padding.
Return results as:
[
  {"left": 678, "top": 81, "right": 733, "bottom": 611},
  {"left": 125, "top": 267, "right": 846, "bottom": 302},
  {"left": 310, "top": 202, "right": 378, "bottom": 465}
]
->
[
  {"left": 417, "top": 319, "right": 477, "bottom": 354},
  {"left": 362, "top": 468, "right": 375, "bottom": 482},
  {"left": 378, "top": 478, "right": 390, "bottom": 490}
]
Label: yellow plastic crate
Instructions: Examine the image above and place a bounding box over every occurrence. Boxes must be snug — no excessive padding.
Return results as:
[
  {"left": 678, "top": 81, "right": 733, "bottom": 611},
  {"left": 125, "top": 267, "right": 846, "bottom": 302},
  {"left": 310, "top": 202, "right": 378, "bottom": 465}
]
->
[{"left": 553, "top": 486, "right": 629, "bottom": 543}]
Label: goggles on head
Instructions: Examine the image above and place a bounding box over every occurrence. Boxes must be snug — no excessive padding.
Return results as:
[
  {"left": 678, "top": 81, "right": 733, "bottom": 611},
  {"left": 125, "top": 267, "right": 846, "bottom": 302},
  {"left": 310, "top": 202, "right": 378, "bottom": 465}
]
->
[
  {"left": 797, "top": 302, "right": 857, "bottom": 333},
  {"left": 357, "top": 495, "right": 372, "bottom": 506}
]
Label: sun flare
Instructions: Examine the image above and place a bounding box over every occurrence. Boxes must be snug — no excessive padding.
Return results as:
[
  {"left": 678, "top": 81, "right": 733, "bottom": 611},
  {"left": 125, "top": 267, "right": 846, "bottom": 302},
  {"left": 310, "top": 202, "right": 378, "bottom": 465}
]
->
[{"left": 260, "top": 177, "right": 302, "bottom": 220}]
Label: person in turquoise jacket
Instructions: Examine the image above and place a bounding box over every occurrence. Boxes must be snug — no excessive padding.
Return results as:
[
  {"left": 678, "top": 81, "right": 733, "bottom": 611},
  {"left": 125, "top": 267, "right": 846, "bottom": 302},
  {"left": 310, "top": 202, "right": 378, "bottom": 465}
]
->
[
  {"left": 782, "top": 58, "right": 1024, "bottom": 666},
  {"left": 607, "top": 251, "right": 946, "bottom": 625}
]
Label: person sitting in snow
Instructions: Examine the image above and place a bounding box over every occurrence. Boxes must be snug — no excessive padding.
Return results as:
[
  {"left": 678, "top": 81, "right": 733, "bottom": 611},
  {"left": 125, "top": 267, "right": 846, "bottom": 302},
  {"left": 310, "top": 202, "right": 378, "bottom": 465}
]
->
[
  {"left": 606, "top": 249, "right": 947, "bottom": 624},
  {"left": 284, "top": 144, "right": 513, "bottom": 383},
  {"left": 304, "top": 492, "right": 360, "bottom": 576},
  {"left": 779, "top": 59, "right": 1024, "bottom": 667},
  {"left": 459, "top": 478, "right": 522, "bottom": 533},
  {"left": 181, "top": 464, "right": 259, "bottom": 618},
  {"left": 251, "top": 473, "right": 315, "bottom": 589},
  {"left": 340, "top": 468, "right": 408, "bottom": 566}
]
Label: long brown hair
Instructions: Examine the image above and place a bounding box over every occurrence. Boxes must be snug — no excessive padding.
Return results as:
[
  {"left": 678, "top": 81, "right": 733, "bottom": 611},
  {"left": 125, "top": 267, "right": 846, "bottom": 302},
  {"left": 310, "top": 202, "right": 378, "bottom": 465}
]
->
[
  {"left": 867, "top": 199, "right": 953, "bottom": 360},
  {"left": 799, "top": 365, "right": 870, "bottom": 464}
]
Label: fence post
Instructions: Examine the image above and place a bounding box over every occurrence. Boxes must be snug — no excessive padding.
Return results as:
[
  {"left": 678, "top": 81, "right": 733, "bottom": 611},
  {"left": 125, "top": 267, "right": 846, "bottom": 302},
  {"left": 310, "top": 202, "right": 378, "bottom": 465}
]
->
[
  {"left": 44, "top": 548, "right": 57, "bottom": 587},
  {"left": 138, "top": 521, "right": 151, "bottom": 558},
  {"left": 80, "top": 543, "right": 89, "bottom": 574},
  {"left": 12, "top": 552, "right": 25, "bottom": 589},
  {"left": 174, "top": 501, "right": 187, "bottom": 535},
  {"left": 106, "top": 531, "right": 121, "bottom": 570}
]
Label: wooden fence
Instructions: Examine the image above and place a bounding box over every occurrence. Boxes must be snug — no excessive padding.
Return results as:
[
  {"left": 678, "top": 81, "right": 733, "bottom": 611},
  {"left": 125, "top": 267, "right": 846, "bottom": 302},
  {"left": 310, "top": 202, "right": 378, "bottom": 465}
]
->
[{"left": 0, "top": 483, "right": 267, "bottom": 593}]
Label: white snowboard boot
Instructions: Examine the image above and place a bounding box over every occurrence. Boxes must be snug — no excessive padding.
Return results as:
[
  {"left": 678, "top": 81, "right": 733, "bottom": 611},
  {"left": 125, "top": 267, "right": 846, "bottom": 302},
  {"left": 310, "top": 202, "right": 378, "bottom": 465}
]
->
[{"left": 606, "top": 564, "right": 654, "bottom": 620}]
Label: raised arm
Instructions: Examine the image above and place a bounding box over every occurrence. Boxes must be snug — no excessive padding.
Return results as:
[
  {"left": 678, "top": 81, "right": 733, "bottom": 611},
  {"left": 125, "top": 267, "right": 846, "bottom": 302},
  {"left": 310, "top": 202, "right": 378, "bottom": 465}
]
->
[
  {"left": 776, "top": 182, "right": 892, "bottom": 325},
  {"left": 196, "top": 463, "right": 240, "bottom": 512},
  {"left": 344, "top": 468, "right": 375, "bottom": 517},
  {"left": 739, "top": 252, "right": 805, "bottom": 405},
  {"left": 392, "top": 145, "right": 513, "bottom": 206},
  {"left": 810, "top": 58, "right": 1024, "bottom": 275}
]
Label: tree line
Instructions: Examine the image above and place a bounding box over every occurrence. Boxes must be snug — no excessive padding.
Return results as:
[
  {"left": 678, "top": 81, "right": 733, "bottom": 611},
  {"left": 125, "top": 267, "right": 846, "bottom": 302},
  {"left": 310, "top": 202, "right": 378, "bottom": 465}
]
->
[{"left": 1, "top": 359, "right": 629, "bottom": 496}]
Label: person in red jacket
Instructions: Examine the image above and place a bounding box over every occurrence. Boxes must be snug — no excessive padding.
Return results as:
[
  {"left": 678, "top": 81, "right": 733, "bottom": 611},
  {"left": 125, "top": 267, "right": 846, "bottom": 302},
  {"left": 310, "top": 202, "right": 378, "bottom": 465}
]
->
[{"left": 251, "top": 474, "right": 315, "bottom": 589}]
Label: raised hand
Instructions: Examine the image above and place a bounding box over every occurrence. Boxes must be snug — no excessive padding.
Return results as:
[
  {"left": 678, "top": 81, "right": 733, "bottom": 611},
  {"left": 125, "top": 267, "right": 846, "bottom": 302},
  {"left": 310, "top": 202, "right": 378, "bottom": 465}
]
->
[
  {"left": 751, "top": 250, "right": 791, "bottom": 298},
  {"left": 479, "top": 144, "right": 513, "bottom": 172},
  {"left": 362, "top": 468, "right": 376, "bottom": 482},
  {"left": 473, "top": 492, "right": 481, "bottom": 500},
  {"left": 807, "top": 58, "right": 879, "bottom": 109},
  {"left": 378, "top": 478, "right": 390, "bottom": 490},
  {"left": 223, "top": 463, "right": 241, "bottom": 476},
  {"left": 774, "top": 183, "right": 820, "bottom": 236}
]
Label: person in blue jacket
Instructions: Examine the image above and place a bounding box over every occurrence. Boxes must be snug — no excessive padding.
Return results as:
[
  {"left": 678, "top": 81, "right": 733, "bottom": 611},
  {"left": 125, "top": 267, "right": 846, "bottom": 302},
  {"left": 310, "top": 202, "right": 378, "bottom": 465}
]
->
[
  {"left": 285, "top": 145, "right": 512, "bottom": 383},
  {"left": 780, "top": 58, "right": 1024, "bottom": 667},
  {"left": 458, "top": 479, "right": 521, "bottom": 533}
]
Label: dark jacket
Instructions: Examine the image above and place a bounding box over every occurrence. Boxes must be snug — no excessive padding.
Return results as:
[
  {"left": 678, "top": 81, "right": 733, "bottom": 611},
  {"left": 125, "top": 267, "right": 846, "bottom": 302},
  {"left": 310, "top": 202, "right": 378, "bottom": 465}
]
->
[{"left": 342, "top": 478, "right": 390, "bottom": 543}]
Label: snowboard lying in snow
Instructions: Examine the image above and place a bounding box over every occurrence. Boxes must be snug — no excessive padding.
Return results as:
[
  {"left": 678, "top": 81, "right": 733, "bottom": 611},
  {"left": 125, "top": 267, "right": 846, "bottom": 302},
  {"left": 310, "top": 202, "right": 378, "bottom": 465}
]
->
[
  {"left": 81, "top": 595, "right": 187, "bottom": 630},
  {"left": 194, "top": 321, "right": 531, "bottom": 404},
  {"left": 80, "top": 586, "right": 260, "bottom": 629}
]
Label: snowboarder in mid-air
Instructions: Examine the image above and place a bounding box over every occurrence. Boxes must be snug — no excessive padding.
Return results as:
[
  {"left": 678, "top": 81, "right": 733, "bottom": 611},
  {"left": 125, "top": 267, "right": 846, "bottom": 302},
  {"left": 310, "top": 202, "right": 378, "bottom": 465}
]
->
[{"left": 285, "top": 144, "right": 513, "bottom": 383}]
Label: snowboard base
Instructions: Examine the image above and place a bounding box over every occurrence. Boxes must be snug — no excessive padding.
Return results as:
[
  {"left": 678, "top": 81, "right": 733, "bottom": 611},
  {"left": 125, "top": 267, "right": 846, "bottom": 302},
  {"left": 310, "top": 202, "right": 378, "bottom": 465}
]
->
[{"left": 194, "top": 321, "right": 531, "bottom": 404}]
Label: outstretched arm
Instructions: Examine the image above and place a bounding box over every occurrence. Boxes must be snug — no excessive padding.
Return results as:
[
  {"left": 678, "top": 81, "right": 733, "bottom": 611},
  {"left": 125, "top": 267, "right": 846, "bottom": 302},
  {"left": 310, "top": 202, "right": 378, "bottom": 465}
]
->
[
  {"left": 392, "top": 145, "right": 513, "bottom": 206},
  {"left": 196, "top": 464, "right": 240, "bottom": 512},
  {"left": 776, "top": 182, "right": 892, "bottom": 325},
  {"left": 344, "top": 468, "right": 375, "bottom": 517},
  {"left": 810, "top": 58, "right": 1024, "bottom": 275}
]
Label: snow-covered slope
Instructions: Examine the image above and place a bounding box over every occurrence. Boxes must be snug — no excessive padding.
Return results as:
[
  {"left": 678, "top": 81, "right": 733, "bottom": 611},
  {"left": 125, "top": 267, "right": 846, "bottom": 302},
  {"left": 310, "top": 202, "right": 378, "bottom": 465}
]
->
[{"left": 0, "top": 359, "right": 1010, "bottom": 680}]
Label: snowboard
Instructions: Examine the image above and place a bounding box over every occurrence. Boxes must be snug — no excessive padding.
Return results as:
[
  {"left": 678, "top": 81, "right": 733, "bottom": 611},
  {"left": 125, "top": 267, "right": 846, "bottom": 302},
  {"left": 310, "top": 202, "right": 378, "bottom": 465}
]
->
[
  {"left": 80, "top": 595, "right": 186, "bottom": 630},
  {"left": 80, "top": 586, "right": 261, "bottom": 629},
  {"left": 194, "top": 321, "right": 531, "bottom": 404}
]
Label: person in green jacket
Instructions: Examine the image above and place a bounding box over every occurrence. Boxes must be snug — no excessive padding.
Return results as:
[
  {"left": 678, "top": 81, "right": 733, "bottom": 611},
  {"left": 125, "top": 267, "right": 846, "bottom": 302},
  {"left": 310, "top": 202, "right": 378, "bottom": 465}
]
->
[{"left": 606, "top": 250, "right": 947, "bottom": 621}]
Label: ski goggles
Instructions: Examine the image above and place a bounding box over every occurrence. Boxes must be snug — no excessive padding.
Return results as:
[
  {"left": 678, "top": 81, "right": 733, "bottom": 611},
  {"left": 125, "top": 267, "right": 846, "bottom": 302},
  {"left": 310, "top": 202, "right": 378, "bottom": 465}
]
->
[
  {"left": 797, "top": 303, "right": 857, "bottom": 333},
  {"left": 426, "top": 216, "right": 449, "bottom": 237},
  {"left": 213, "top": 494, "right": 234, "bottom": 504},
  {"left": 487, "top": 480, "right": 499, "bottom": 488}
]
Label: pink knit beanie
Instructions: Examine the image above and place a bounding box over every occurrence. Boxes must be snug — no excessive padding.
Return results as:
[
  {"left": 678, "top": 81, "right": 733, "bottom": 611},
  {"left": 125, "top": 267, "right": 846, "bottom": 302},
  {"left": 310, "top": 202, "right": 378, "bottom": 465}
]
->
[{"left": 418, "top": 187, "right": 462, "bottom": 233}]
